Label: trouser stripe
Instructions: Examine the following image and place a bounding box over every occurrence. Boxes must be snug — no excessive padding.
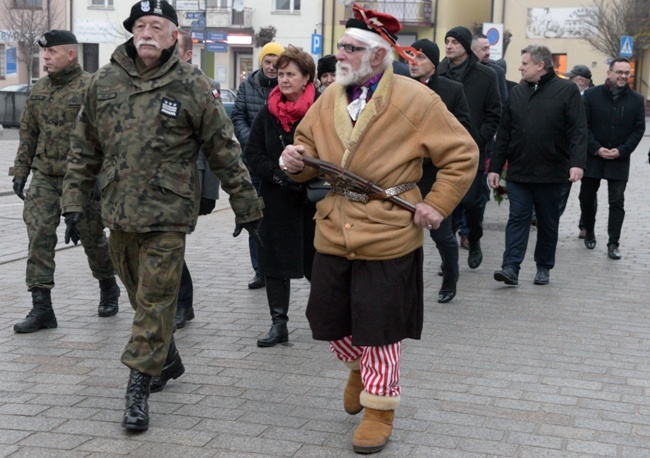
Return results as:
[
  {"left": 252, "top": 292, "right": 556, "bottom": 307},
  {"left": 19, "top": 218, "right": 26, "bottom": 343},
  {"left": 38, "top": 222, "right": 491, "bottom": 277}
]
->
[{"left": 329, "top": 336, "right": 401, "bottom": 397}]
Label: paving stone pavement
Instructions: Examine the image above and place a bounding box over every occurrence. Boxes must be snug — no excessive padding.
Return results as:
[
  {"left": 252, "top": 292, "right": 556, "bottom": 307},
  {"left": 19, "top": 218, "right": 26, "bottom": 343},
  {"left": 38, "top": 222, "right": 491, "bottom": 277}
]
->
[{"left": 0, "top": 124, "right": 649, "bottom": 457}]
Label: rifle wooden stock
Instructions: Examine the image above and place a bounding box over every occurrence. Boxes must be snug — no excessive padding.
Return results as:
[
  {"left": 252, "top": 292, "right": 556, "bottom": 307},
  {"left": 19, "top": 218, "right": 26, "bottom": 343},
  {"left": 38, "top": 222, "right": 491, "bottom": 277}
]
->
[{"left": 301, "top": 156, "right": 416, "bottom": 214}]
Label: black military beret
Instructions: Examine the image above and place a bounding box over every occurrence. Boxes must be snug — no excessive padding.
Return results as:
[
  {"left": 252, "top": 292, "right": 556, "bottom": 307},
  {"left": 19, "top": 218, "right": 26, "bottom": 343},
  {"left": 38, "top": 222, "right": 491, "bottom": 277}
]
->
[
  {"left": 123, "top": 0, "right": 179, "bottom": 33},
  {"left": 37, "top": 30, "right": 78, "bottom": 48}
]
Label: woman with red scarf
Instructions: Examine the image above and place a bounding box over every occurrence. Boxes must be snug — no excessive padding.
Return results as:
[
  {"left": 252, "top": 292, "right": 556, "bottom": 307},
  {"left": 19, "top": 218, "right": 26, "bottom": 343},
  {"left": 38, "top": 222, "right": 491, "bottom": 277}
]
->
[{"left": 244, "top": 47, "right": 317, "bottom": 347}]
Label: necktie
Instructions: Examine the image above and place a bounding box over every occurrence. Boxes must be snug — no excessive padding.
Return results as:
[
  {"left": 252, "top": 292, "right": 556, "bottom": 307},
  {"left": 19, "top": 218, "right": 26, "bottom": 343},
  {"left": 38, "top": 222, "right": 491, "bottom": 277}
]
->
[{"left": 347, "top": 86, "right": 368, "bottom": 122}]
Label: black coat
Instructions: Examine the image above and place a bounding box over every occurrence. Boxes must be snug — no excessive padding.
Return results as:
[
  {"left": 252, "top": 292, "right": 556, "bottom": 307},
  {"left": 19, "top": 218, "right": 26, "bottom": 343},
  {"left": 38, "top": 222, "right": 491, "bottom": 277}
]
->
[
  {"left": 243, "top": 105, "right": 316, "bottom": 279},
  {"left": 438, "top": 53, "right": 502, "bottom": 171},
  {"left": 583, "top": 83, "right": 646, "bottom": 181},
  {"left": 418, "top": 73, "right": 473, "bottom": 196},
  {"left": 490, "top": 70, "right": 588, "bottom": 184},
  {"left": 231, "top": 69, "right": 277, "bottom": 149}
]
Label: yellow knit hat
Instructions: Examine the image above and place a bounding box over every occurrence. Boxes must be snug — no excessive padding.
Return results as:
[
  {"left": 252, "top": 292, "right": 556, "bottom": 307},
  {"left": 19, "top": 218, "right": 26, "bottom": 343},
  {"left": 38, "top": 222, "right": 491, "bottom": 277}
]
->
[{"left": 259, "top": 42, "right": 285, "bottom": 64}]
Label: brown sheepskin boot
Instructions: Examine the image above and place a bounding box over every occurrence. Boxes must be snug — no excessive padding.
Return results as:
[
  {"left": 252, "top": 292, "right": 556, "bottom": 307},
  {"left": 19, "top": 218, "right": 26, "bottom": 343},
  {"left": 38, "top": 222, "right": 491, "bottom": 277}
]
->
[
  {"left": 352, "top": 391, "right": 400, "bottom": 454},
  {"left": 343, "top": 359, "right": 364, "bottom": 415}
]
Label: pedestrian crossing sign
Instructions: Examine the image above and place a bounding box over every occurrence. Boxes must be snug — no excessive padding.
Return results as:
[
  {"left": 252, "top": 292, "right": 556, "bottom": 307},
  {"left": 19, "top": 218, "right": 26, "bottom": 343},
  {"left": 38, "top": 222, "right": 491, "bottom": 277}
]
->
[{"left": 620, "top": 36, "right": 633, "bottom": 57}]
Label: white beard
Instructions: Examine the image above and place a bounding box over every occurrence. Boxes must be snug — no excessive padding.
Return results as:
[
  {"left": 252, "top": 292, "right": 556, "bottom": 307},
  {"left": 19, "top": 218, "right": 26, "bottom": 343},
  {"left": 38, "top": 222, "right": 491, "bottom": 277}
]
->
[{"left": 336, "top": 52, "right": 373, "bottom": 86}]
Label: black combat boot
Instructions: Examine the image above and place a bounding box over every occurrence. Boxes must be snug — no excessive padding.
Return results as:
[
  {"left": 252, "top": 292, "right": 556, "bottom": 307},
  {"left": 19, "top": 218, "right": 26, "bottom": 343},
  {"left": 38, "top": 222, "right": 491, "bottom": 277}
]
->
[
  {"left": 98, "top": 277, "right": 120, "bottom": 317},
  {"left": 14, "top": 288, "right": 57, "bottom": 333},
  {"left": 257, "top": 277, "right": 289, "bottom": 347},
  {"left": 150, "top": 338, "right": 185, "bottom": 393},
  {"left": 122, "top": 369, "right": 152, "bottom": 431}
]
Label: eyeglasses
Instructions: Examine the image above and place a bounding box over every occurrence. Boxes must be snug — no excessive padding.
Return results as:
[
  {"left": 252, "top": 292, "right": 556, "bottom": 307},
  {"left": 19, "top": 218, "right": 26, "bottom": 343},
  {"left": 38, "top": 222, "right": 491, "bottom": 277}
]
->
[
  {"left": 613, "top": 71, "right": 631, "bottom": 76},
  {"left": 337, "top": 43, "right": 368, "bottom": 53}
]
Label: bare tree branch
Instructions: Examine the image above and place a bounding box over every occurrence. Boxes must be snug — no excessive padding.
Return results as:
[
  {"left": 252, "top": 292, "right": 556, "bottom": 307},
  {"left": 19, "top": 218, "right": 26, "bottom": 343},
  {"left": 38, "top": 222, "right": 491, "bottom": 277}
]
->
[
  {"left": 1, "top": 0, "right": 63, "bottom": 86},
  {"left": 582, "top": 0, "right": 649, "bottom": 58}
]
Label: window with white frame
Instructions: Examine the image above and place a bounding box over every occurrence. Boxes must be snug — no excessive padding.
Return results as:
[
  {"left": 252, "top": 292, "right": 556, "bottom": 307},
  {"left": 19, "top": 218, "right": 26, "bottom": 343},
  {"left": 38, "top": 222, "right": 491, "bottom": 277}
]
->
[
  {"left": 274, "top": 0, "right": 300, "bottom": 13},
  {"left": 89, "top": 0, "right": 113, "bottom": 7}
]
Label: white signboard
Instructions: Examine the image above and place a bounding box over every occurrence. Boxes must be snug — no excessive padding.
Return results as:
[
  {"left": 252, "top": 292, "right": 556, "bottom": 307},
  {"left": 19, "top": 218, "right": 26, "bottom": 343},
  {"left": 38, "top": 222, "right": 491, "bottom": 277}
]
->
[
  {"left": 176, "top": 0, "right": 205, "bottom": 10},
  {"left": 482, "top": 23, "right": 503, "bottom": 61},
  {"left": 74, "top": 20, "right": 118, "bottom": 43},
  {"left": 527, "top": 8, "right": 598, "bottom": 39}
]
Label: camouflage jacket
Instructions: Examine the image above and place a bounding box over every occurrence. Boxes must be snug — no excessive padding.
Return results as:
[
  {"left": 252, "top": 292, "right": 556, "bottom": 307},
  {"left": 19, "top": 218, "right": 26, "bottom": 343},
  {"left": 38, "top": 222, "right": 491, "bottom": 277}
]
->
[
  {"left": 10, "top": 61, "right": 89, "bottom": 179},
  {"left": 61, "top": 40, "right": 263, "bottom": 233}
]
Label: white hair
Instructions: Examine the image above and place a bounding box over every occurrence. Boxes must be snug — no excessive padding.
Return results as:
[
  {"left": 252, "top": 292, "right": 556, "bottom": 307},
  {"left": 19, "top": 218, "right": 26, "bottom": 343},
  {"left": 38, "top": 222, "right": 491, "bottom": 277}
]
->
[{"left": 343, "top": 29, "right": 393, "bottom": 70}]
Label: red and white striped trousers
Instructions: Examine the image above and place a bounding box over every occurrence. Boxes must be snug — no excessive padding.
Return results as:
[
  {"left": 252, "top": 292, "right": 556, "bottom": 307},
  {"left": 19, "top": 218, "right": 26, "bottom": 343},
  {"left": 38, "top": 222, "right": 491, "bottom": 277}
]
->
[{"left": 329, "top": 335, "right": 401, "bottom": 397}]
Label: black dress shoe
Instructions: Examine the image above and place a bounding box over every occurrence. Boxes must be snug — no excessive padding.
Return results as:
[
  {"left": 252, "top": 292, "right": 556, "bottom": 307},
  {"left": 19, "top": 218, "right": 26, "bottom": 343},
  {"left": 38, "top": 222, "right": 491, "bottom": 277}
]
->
[
  {"left": 584, "top": 233, "right": 596, "bottom": 250},
  {"left": 533, "top": 267, "right": 550, "bottom": 285},
  {"left": 257, "top": 323, "right": 288, "bottom": 347},
  {"left": 494, "top": 267, "right": 518, "bottom": 285},
  {"left": 122, "top": 369, "right": 151, "bottom": 431},
  {"left": 248, "top": 273, "right": 265, "bottom": 289},
  {"left": 150, "top": 338, "right": 185, "bottom": 393},
  {"left": 175, "top": 306, "right": 195, "bottom": 329},
  {"left": 607, "top": 244, "right": 621, "bottom": 260},
  {"left": 468, "top": 242, "right": 482, "bottom": 269},
  {"left": 438, "top": 277, "right": 457, "bottom": 303}
]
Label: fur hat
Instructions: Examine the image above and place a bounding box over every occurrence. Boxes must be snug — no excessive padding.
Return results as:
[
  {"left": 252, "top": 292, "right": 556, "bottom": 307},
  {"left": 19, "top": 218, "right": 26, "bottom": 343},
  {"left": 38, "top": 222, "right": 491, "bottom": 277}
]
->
[
  {"left": 445, "top": 26, "right": 473, "bottom": 55},
  {"left": 123, "top": 0, "right": 178, "bottom": 34},
  {"left": 37, "top": 30, "right": 78, "bottom": 48},
  {"left": 259, "top": 42, "right": 285, "bottom": 64},
  {"left": 411, "top": 39, "right": 439, "bottom": 67},
  {"left": 317, "top": 55, "right": 337, "bottom": 76}
]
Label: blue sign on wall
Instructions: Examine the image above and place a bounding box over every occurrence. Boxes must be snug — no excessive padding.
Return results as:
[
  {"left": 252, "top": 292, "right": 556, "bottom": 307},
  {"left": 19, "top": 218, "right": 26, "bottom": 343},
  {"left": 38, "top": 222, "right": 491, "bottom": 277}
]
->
[
  {"left": 207, "top": 42, "right": 227, "bottom": 53},
  {"left": 208, "top": 32, "right": 227, "bottom": 42},
  {"left": 620, "top": 36, "right": 634, "bottom": 57},
  {"left": 6, "top": 47, "right": 17, "bottom": 76},
  {"left": 311, "top": 34, "right": 322, "bottom": 55}
]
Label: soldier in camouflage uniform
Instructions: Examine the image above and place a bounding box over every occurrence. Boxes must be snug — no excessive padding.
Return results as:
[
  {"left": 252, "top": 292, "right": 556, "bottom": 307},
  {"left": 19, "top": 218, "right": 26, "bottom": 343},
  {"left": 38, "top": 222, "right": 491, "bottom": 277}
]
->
[
  {"left": 60, "top": 0, "right": 263, "bottom": 431},
  {"left": 9, "top": 30, "right": 120, "bottom": 334}
]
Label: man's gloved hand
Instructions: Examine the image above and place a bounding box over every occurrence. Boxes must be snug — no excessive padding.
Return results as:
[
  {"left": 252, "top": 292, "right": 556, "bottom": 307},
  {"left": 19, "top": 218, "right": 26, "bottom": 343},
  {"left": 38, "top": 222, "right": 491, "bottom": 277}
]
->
[
  {"left": 90, "top": 181, "right": 101, "bottom": 201},
  {"left": 233, "top": 219, "right": 263, "bottom": 247},
  {"left": 273, "top": 170, "right": 303, "bottom": 195},
  {"left": 198, "top": 197, "right": 216, "bottom": 216},
  {"left": 63, "top": 212, "right": 83, "bottom": 245},
  {"left": 13, "top": 178, "right": 25, "bottom": 200}
]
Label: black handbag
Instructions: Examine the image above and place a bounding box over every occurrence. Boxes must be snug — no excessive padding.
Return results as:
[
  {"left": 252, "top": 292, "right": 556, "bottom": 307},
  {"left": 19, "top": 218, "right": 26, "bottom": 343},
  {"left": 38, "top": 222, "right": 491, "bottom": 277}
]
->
[{"left": 305, "top": 177, "right": 331, "bottom": 203}]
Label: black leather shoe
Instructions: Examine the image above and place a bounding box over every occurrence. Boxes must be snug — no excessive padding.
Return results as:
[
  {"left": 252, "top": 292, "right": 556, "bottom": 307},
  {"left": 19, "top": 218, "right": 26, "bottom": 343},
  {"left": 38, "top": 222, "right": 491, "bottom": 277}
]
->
[
  {"left": 438, "top": 288, "right": 456, "bottom": 303},
  {"left": 468, "top": 242, "right": 482, "bottom": 269},
  {"left": 150, "top": 339, "right": 185, "bottom": 393},
  {"left": 607, "top": 244, "right": 621, "bottom": 260},
  {"left": 494, "top": 267, "right": 518, "bottom": 285},
  {"left": 248, "top": 273, "right": 265, "bottom": 289},
  {"left": 257, "top": 323, "right": 288, "bottom": 347},
  {"left": 584, "top": 233, "right": 596, "bottom": 250},
  {"left": 14, "top": 289, "right": 57, "bottom": 333},
  {"left": 122, "top": 369, "right": 151, "bottom": 431},
  {"left": 175, "top": 306, "right": 195, "bottom": 329},
  {"left": 98, "top": 279, "right": 120, "bottom": 317},
  {"left": 533, "top": 267, "right": 550, "bottom": 285}
]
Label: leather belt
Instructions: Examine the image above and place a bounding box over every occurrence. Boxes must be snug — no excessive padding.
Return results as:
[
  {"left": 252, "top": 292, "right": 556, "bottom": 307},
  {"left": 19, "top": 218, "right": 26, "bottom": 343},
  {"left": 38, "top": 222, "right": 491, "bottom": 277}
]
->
[{"left": 331, "top": 182, "right": 416, "bottom": 204}]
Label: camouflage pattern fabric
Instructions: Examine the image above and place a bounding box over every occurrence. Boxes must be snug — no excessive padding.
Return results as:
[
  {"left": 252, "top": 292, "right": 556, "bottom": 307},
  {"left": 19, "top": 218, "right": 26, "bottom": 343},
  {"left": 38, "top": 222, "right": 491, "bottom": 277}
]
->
[
  {"left": 109, "top": 230, "right": 184, "bottom": 376},
  {"left": 24, "top": 171, "right": 115, "bottom": 290},
  {"left": 10, "top": 61, "right": 89, "bottom": 180},
  {"left": 7, "top": 60, "right": 113, "bottom": 291},
  {"left": 61, "top": 39, "right": 263, "bottom": 232}
]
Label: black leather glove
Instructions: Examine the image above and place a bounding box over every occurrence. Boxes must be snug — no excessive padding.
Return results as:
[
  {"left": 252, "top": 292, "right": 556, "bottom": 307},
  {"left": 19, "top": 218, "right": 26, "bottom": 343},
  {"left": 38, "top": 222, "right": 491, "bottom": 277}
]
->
[
  {"left": 13, "top": 178, "right": 25, "bottom": 201},
  {"left": 233, "top": 219, "right": 263, "bottom": 247},
  {"left": 63, "top": 212, "right": 83, "bottom": 245},
  {"left": 198, "top": 197, "right": 216, "bottom": 216},
  {"left": 273, "top": 170, "right": 303, "bottom": 195},
  {"left": 90, "top": 181, "right": 101, "bottom": 201}
]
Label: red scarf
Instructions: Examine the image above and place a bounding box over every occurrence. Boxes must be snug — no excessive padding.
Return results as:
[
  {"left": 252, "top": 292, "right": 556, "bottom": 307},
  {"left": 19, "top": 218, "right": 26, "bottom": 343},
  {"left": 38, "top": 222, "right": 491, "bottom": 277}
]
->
[{"left": 267, "top": 82, "right": 316, "bottom": 132}]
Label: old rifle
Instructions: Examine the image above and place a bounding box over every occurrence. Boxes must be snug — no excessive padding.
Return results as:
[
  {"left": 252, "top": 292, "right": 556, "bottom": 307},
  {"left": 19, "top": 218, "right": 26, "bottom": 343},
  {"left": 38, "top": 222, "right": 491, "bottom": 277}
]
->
[{"left": 301, "top": 157, "right": 416, "bottom": 214}]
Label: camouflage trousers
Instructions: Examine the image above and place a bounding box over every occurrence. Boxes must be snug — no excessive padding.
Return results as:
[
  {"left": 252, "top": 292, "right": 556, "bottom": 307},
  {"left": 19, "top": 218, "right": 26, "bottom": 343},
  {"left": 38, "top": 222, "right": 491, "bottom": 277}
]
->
[
  {"left": 108, "top": 230, "right": 185, "bottom": 376},
  {"left": 24, "top": 171, "right": 115, "bottom": 291}
]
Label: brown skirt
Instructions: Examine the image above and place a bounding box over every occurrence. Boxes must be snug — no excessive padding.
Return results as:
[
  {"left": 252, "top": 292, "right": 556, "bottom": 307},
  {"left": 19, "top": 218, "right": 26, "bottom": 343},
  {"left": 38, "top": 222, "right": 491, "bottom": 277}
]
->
[{"left": 306, "top": 249, "right": 423, "bottom": 346}]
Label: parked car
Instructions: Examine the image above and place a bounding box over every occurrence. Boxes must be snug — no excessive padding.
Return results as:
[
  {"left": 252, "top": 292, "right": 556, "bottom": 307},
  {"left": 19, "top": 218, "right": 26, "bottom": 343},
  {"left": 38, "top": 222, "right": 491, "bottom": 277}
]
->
[
  {"left": 220, "top": 88, "right": 236, "bottom": 118},
  {"left": 0, "top": 84, "right": 30, "bottom": 93}
]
